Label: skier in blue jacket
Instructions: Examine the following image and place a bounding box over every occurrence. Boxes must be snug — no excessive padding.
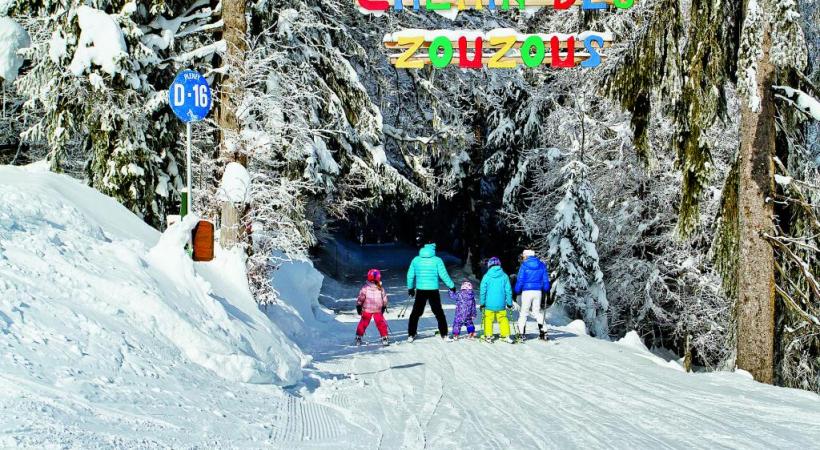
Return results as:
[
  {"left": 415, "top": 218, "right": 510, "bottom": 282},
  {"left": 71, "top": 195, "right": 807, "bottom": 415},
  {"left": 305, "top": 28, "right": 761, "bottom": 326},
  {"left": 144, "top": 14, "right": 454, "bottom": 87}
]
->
[
  {"left": 479, "top": 257, "right": 514, "bottom": 343},
  {"left": 514, "top": 249, "right": 551, "bottom": 340},
  {"left": 406, "top": 240, "right": 456, "bottom": 342}
]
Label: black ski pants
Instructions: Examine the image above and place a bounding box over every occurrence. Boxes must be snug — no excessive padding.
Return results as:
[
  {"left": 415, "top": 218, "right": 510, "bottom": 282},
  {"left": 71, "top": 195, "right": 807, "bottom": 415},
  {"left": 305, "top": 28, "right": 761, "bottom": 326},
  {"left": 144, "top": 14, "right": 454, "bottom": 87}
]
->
[{"left": 407, "top": 290, "right": 448, "bottom": 338}]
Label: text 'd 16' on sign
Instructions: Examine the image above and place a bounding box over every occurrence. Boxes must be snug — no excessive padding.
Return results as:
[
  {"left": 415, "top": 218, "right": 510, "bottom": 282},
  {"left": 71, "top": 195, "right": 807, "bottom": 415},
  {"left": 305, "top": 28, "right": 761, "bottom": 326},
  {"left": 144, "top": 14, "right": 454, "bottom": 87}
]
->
[{"left": 168, "top": 70, "right": 212, "bottom": 123}]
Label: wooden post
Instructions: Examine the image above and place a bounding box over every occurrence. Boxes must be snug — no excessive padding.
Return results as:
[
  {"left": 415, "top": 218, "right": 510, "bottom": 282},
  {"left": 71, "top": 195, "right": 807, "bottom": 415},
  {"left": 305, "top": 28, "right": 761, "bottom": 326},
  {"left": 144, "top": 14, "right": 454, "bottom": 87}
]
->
[
  {"left": 217, "top": 0, "right": 249, "bottom": 250},
  {"left": 220, "top": 201, "right": 243, "bottom": 249}
]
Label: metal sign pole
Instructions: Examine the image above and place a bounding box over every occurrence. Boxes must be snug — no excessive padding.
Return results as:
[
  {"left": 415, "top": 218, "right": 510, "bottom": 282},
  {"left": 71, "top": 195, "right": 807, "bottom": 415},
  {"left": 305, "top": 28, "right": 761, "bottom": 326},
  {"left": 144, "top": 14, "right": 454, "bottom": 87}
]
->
[{"left": 186, "top": 121, "right": 193, "bottom": 215}]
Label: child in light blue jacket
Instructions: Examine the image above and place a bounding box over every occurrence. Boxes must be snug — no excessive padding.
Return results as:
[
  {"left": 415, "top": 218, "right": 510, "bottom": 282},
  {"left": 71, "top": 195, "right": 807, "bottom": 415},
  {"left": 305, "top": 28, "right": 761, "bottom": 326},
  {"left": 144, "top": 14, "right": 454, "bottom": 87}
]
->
[{"left": 479, "top": 257, "right": 513, "bottom": 343}]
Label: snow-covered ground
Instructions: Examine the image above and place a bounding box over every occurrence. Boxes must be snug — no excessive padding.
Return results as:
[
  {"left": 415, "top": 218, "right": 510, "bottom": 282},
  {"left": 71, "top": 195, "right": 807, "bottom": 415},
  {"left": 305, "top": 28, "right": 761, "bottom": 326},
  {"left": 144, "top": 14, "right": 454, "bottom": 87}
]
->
[
  {"left": 0, "top": 165, "right": 308, "bottom": 447},
  {"left": 2, "top": 166, "right": 819, "bottom": 448}
]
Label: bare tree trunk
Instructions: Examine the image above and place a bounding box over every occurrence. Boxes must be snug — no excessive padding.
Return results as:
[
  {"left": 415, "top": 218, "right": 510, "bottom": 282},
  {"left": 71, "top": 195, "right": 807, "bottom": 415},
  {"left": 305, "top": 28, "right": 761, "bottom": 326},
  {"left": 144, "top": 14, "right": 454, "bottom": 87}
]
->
[
  {"left": 736, "top": 30, "right": 776, "bottom": 384},
  {"left": 217, "top": 0, "right": 247, "bottom": 155},
  {"left": 217, "top": 0, "right": 248, "bottom": 249}
]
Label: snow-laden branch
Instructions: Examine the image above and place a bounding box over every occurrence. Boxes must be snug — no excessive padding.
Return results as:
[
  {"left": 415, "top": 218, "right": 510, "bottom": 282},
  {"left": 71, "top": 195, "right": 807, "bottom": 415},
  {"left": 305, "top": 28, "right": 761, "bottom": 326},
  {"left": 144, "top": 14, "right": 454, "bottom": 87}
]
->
[
  {"left": 177, "top": 19, "right": 224, "bottom": 39},
  {"left": 148, "top": 0, "right": 213, "bottom": 31},
  {"left": 171, "top": 40, "right": 226, "bottom": 63},
  {"left": 773, "top": 85, "right": 820, "bottom": 120},
  {"left": 382, "top": 123, "right": 440, "bottom": 144}
]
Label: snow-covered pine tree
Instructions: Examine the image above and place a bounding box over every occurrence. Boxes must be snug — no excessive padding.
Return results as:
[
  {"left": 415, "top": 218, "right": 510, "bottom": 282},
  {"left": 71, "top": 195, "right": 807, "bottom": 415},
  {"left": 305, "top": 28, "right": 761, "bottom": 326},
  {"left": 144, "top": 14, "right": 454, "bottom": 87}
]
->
[
  {"left": 214, "top": 2, "right": 474, "bottom": 304},
  {"left": 501, "top": 4, "right": 732, "bottom": 358},
  {"left": 10, "top": 0, "right": 222, "bottom": 228},
  {"left": 547, "top": 160, "right": 609, "bottom": 338}
]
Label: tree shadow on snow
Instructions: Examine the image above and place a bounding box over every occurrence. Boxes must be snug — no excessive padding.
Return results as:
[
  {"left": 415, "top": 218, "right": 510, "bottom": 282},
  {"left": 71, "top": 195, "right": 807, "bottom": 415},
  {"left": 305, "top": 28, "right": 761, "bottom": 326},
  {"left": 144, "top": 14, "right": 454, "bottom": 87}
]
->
[
  {"left": 353, "top": 362, "right": 424, "bottom": 376},
  {"left": 308, "top": 340, "right": 404, "bottom": 363},
  {"left": 514, "top": 330, "right": 579, "bottom": 341},
  {"left": 208, "top": 293, "right": 259, "bottom": 329},
  {"left": 545, "top": 330, "right": 578, "bottom": 340},
  {"left": 286, "top": 362, "right": 425, "bottom": 396}
]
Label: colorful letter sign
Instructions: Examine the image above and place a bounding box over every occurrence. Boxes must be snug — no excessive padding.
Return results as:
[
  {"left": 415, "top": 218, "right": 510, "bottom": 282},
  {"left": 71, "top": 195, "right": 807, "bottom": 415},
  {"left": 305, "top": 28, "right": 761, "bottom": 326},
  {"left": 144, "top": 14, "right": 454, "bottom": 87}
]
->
[{"left": 359, "top": 0, "right": 629, "bottom": 69}]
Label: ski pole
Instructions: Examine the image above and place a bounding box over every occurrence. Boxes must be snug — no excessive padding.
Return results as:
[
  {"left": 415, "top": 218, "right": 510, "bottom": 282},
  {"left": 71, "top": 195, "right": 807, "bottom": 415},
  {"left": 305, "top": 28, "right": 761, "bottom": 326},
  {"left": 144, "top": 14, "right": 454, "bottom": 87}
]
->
[
  {"left": 399, "top": 291, "right": 415, "bottom": 318},
  {"left": 479, "top": 306, "right": 488, "bottom": 341},
  {"left": 384, "top": 306, "right": 391, "bottom": 336},
  {"left": 508, "top": 306, "right": 519, "bottom": 342},
  {"left": 514, "top": 309, "right": 525, "bottom": 342}
]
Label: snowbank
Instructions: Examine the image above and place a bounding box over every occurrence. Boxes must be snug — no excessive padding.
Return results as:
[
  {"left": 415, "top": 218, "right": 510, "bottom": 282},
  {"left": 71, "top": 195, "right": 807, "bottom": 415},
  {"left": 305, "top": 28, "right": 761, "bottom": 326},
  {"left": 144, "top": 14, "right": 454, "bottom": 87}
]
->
[
  {"left": 264, "top": 257, "right": 333, "bottom": 344},
  {"left": 0, "top": 166, "right": 304, "bottom": 385},
  {"left": 0, "top": 17, "right": 30, "bottom": 83},
  {"left": 617, "top": 330, "right": 650, "bottom": 352},
  {"left": 616, "top": 331, "right": 685, "bottom": 372},
  {"left": 563, "top": 319, "right": 589, "bottom": 336}
]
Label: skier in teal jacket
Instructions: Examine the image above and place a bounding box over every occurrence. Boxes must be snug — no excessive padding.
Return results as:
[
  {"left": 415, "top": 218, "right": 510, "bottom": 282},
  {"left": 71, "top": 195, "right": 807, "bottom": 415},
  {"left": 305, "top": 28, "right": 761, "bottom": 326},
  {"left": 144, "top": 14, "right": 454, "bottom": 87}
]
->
[{"left": 406, "top": 242, "right": 455, "bottom": 341}]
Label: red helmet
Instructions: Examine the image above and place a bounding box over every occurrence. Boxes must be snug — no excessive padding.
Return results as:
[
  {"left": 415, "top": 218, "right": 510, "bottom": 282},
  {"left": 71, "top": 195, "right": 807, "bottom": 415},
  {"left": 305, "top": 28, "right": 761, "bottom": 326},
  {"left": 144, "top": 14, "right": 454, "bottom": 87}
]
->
[{"left": 367, "top": 269, "right": 381, "bottom": 282}]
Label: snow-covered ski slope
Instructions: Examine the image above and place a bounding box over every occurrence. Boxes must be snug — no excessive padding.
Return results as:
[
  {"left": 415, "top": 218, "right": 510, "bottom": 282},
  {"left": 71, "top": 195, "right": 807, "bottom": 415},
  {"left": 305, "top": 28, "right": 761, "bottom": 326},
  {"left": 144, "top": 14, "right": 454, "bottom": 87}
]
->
[
  {"left": 1, "top": 166, "right": 819, "bottom": 448},
  {"left": 305, "top": 321, "right": 820, "bottom": 449},
  {"left": 0, "top": 165, "right": 308, "bottom": 447}
]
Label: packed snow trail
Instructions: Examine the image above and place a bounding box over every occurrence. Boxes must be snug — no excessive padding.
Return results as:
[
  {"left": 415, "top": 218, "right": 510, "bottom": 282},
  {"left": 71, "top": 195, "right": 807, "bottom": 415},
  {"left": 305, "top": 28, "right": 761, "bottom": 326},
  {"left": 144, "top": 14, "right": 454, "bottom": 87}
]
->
[
  {"left": 304, "top": 251, "right": 820, "bottom": 449},
  {"left": 299, "top": 307, "right": 820, "bottom": 449},
  {"left": 2, "top": 166, "right": 819, "bottom": 448}
]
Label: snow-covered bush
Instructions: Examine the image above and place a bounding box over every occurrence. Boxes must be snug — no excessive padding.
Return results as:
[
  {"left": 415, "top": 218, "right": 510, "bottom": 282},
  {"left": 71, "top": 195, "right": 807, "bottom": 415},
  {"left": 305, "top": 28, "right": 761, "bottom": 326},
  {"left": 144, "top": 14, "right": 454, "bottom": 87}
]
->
[
  {"left": 0, "top": 16, "right": 34, "bottom": 165},
  {"left": 0, "top": 16, "right": 29, "bottom": 84}
]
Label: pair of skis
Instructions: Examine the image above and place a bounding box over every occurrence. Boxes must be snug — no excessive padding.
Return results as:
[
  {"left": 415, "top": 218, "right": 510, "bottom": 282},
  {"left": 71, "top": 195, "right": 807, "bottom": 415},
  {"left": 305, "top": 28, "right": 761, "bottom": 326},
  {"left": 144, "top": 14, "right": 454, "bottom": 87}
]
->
[
  {"left": 353, "top": 337, "right": 390, "bottom": 347},
  {"left": 511, "top": 307, "right": 551, "bottom": 343}
]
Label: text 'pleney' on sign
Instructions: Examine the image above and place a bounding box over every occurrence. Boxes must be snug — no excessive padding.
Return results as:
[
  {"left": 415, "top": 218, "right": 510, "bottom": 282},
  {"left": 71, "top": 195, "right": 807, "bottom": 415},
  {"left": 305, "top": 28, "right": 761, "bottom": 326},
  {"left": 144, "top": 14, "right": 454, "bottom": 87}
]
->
[
  {"left": 384, "top": 30, "right": 612, "bottom": 69},
  {"left": 359, "top": 0, "right": 634, "bottom": 11}
]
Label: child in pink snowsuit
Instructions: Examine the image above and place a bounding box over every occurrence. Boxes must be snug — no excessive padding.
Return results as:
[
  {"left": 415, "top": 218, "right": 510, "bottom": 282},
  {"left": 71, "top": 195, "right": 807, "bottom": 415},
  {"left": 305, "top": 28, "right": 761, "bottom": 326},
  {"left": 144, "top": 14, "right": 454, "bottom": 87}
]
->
[{"left": 355, "top": 269, "right": 389, "bottom": 345}]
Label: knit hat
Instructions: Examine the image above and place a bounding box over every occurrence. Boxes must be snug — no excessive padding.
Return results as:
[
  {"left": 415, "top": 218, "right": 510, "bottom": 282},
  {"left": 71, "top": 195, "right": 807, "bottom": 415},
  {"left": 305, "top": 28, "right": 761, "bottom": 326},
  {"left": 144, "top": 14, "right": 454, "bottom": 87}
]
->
[
  {"left": 487, "top": 256, "right": 501, "bottom": 268},
  {"left": 522, "top": 249, "right": 535, "bottom": 258},
  {"left": 460, "top": 281, "right": 473, "bottom": 291}
]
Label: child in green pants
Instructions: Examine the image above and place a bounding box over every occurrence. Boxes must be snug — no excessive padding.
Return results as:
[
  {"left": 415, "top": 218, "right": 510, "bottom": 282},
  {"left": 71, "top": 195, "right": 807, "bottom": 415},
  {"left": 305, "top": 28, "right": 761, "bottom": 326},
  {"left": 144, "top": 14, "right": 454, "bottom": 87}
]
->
[{"left": 479, "top": 257, "right": 514, "bottom": 343}]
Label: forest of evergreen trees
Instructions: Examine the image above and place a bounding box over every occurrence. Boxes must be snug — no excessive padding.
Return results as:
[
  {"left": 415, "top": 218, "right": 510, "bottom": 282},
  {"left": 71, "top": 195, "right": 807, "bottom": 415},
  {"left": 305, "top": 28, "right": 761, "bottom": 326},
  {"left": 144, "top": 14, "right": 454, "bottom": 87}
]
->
[{"left": 0, "top": 0, "right": 817, "bottom": 391}]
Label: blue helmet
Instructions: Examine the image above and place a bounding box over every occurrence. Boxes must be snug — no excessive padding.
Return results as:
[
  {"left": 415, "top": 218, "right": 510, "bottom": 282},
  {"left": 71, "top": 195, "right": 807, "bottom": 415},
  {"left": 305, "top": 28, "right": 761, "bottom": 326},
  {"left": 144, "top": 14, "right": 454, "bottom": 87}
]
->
[{"left": 487, "top": 256, "right": 501, "bottom": 268}]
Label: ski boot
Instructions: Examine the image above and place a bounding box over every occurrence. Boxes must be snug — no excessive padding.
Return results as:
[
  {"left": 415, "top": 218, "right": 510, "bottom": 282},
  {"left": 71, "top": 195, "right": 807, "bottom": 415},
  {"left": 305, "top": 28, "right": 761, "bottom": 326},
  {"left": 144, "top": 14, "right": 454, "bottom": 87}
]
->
[
  {"left": 467, "top": 332, "right": 476, "bottom": 340},
  {"left": 382, "top": 337, "right": 390, "bottom": 346},
  {"left": 407, "top": 335, "right": 415, "bottom": 343},
  {"left": 504, "top": 336, "right": 515, "bottom": 344},
  {"left": 482, "top": 335, "right": 494, "bottom": 343},
  {"left": 538, "top": 324, "right": 548, "bottom": 341},
  {"left": 452, "top": 334, "right": 459, "bottom": 341},
  {"left": 354, "top": 336, "right": 363, "bottom": 346}
]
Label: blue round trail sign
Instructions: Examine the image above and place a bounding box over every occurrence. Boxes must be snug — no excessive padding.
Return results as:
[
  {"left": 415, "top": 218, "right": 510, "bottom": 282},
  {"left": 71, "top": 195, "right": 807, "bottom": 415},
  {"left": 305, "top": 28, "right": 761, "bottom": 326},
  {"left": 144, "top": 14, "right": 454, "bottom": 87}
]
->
[{"left": 169, "top": 70, "right": 212, "bottom": 123}]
